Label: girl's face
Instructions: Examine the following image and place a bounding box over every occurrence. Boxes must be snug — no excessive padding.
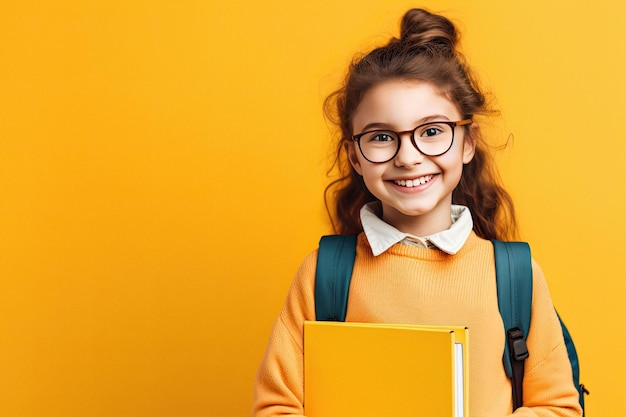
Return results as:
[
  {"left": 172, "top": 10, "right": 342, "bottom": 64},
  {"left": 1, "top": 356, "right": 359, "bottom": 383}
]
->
[{"left": 349, "top": 80, "right": 475, "bottom": 236}]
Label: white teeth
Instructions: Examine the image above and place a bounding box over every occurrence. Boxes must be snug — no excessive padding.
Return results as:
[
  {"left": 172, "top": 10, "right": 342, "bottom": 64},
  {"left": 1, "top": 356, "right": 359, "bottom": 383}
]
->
[{"left": 394, "top": 175, "right": 433, "bottom": 187}]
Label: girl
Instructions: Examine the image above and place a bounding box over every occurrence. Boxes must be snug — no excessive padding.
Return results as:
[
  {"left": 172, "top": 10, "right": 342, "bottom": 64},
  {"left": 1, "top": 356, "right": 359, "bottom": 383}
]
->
[{"left": 252, "top": 8, "right": 582, "bottom": 417}]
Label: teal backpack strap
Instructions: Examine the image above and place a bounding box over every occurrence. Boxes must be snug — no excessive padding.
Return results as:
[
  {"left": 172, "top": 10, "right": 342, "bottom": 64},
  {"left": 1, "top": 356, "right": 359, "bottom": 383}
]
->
[
  {"left": 314, "top": 234, "right": 358, "bottom": 322},
  {"left": 493, "top": 240, "right": 533, "bottom": 411},
  {"left": 557, "top": 312, "right": 589, "bottom": 413}
]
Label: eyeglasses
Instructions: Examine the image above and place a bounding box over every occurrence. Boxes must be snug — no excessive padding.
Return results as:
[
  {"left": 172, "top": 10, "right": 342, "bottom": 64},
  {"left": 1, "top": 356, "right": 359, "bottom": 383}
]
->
[{"left": 351, "top": 119, "right": 473, "bottom": 163}]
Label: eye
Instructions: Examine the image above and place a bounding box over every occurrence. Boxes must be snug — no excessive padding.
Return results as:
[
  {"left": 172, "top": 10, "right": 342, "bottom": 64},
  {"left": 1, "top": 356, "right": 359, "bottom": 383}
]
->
[
  {"left": 416, "top": 123, "right": 453, "bottom": 142},
  {"left": 420, "top": 125, "right": 444, "bottom": 138},
  {"left": 368, "top": 132, "right": 395, "bottom": 142}
]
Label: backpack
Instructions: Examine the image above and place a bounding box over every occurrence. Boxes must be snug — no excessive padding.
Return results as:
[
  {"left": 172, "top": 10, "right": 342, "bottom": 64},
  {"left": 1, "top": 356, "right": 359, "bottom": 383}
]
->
[{"left": 314, "top": 234, "right": 588, "bottom": 414}]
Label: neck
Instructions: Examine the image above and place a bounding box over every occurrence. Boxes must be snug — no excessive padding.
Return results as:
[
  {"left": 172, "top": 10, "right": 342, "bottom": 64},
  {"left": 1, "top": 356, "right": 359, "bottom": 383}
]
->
[{"left": 382, "top": 206, "right": 453, "bottom": 237}]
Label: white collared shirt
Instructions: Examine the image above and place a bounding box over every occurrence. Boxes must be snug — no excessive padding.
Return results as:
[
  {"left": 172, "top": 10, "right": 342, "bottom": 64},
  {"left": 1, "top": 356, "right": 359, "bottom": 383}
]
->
[{"left": 360, "top": 202, "right": 474, "bottom": 256}]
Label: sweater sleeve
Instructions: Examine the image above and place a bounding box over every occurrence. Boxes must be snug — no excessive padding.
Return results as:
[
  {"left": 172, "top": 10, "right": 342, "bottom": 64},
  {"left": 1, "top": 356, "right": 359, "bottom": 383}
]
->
[
  {"left": 507, "top": 260, "right": 582, "bottom": 417},
  {"left": 251, "top": 251, "right": 317, "bottom": 417}
]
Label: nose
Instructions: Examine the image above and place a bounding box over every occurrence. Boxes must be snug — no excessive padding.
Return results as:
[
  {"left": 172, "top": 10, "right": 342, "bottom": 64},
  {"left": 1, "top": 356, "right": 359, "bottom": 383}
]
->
[{"left": 394, "top": 134, "right": 424, "bottom": 167}]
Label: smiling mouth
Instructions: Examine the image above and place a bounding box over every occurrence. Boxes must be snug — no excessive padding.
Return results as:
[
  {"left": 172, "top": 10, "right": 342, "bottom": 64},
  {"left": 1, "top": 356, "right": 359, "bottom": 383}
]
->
[{"left": 393, "top": 175, "right": 434, "bottom": 188}]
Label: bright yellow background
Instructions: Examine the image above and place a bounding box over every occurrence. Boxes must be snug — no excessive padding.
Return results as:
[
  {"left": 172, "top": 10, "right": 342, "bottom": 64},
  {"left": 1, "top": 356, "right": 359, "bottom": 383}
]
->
[{"left": 1, "top": 1, "right": 623, "bottom": 416}]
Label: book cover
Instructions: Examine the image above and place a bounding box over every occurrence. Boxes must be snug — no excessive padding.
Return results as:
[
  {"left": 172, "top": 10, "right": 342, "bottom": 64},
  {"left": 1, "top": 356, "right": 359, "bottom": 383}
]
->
[{"left": 304, "top": 321, "right": 468, "bottom": 417}]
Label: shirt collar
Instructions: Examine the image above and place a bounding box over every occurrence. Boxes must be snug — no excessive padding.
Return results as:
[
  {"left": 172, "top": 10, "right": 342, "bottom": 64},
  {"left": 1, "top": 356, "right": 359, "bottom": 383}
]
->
[{"left": 360, "top": 202, "right": 473, "bottom": 256}]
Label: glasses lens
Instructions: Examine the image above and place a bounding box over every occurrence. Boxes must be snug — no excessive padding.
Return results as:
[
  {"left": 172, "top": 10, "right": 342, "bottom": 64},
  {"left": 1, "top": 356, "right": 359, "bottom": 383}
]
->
[
  {"left": 358, "top": 131, "right": 398, "bottom": 163},
  {"left": 414, "top": 122, "right": 454, "bottom": 156}
]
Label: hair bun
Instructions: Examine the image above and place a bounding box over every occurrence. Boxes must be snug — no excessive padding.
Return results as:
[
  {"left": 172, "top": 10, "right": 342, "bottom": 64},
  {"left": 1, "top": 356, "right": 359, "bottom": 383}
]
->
[{"left": 399, "top": 8, "right": 458, "bottom": 51}]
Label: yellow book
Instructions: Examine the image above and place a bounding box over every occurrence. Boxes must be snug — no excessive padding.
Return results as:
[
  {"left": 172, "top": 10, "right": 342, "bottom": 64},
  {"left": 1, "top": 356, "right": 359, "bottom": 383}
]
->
[{"left": 304, "top": 321, "right": 469, "bottom": 417}]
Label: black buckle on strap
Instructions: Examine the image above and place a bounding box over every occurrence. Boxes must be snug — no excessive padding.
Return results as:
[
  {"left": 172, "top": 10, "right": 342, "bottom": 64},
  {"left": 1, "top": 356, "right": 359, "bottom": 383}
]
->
[{"left": 507, "top": 328, "right": 529, "bottom": 361}]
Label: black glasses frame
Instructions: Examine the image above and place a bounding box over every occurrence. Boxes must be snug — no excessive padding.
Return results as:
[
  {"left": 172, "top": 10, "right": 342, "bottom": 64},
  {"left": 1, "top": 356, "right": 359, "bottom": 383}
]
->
[{"left": 351, "top": 119, "right": 473, "bottom": 163}]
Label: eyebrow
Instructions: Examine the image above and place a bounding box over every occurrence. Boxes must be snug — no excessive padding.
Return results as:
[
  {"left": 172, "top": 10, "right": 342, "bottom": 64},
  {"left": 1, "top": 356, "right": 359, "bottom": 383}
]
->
[{"left": 357, "top": 114, "right": 453, "bottom": 133}]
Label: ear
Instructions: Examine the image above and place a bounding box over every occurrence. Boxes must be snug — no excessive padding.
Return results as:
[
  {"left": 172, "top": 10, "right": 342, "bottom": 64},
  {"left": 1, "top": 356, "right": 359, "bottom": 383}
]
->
[
  {"left": 462, "top": 123, "right": 478, "bottom": 164},
  {"left": 347, "top": 142, "right": 363, "bottom": 175}
]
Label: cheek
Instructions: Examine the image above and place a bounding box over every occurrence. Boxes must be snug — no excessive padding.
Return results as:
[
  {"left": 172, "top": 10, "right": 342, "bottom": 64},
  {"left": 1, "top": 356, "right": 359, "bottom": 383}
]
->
[
  {"left": 359, "top": 159, "right": 385, "bottom": 174},
  {"left": 359, "top": 164, "right": 386, "bottom": 188},
  {"left": 435, "top": 150, "right": 465, "bottom": 178},
  {"left": 443, "top": 156, "right": 465, "bottom": 181}
]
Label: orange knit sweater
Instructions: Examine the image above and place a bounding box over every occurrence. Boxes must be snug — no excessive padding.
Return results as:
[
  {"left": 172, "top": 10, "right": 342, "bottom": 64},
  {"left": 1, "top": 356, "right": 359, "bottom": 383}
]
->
[{"left": 252, "top": 232, "right": 582, "bottom": 417}]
